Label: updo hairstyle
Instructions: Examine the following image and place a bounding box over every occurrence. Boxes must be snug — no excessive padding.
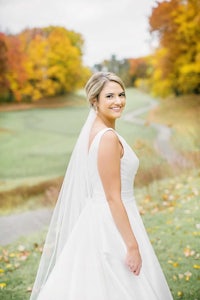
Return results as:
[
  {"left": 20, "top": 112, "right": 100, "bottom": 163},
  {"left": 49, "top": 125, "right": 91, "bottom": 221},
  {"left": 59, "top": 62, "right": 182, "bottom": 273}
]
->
[{"left": 85, "top": 72, "right": 125, "bottom": 107}]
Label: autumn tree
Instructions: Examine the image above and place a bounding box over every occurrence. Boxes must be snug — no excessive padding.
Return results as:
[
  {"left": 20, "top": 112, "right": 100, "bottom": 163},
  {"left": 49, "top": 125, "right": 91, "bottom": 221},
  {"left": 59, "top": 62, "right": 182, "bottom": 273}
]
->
[
  {"left": 20, "top": 26, "right": 90, "bottom": 101},
  {"left": 0, "top": 33, "right": 27, "bottom": 102},
  {"left": 0, "top": 33, "right": 9, "bottom": 100},
  {"left": 128, "top": 56, "right": 152, "bottom": 90},
  {"left": 0, "top": 26, "right": 90, "bottom": 102},
  {"left": 149, "top": 0, "right": 200, "bottom": 96}
]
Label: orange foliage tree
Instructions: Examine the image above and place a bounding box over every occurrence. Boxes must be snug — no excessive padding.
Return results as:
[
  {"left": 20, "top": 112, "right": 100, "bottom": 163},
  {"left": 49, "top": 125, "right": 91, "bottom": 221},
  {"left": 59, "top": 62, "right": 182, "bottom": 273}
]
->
[
  {"left": 128, "top": 56, "right": 152, "bottom": 90},
  {"left": 0, "top": 26, "right": 90, "bottom": 102},
  {"left": 0, "top": 33, "right": 9, "bottom": 99},
  {"left": 149, "top": 0, "right": 200, "bottom": 97},
  {"left": 5, "top": 35, "right": 28, "bottom": 101}
]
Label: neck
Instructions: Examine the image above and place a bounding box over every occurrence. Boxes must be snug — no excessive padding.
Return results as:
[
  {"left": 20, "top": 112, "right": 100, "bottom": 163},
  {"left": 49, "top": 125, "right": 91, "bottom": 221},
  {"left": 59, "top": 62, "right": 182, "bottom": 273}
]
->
[{"left": 96, "top": 114, "right": 116, "bottom": 129}]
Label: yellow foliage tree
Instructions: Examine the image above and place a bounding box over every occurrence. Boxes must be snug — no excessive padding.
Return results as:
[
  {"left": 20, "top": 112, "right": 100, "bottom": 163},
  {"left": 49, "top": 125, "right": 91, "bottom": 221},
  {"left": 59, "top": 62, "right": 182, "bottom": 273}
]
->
[
  {"left": 0, "top": 26, "right": 90, "bottom": 102},
  {"left": 149, "top": 0, "right": 200, "bottom": 97},
  {"left": 21, "top": 27, "right": 90, "bottom": 101}
]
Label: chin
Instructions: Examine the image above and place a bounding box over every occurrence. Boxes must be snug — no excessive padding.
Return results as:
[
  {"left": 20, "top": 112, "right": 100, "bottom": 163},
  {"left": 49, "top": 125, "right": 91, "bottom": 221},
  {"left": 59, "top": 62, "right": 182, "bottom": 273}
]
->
[
  {"left": 112, "top": 113, "right": 122, "bottom": 120},
  {"left": 113, "top": 111, "right": 123, "bottom": 117}
]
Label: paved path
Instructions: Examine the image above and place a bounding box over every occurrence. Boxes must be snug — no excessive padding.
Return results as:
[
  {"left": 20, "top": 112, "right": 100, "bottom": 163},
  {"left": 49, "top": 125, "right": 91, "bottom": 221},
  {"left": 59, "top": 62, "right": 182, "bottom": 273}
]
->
[
  {"left": 0, "top": 208, "right": 52, "bottom": 246},
  {"left": 123, "top": 98, "right": 190, "bottom": 167}
]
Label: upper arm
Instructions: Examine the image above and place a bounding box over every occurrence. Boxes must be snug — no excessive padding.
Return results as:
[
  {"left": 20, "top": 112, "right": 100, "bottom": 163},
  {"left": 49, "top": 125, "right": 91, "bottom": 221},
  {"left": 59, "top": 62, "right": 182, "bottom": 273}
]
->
[{"left": 97, "top": 131, "right": 122, "bottom": 202}]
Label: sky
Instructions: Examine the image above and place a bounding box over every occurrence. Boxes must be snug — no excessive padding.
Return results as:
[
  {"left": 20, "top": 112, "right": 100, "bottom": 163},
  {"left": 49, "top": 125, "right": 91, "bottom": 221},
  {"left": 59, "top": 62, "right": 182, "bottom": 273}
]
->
[{"left": 0, "top": 0, "right": 157, "bottom": 66}]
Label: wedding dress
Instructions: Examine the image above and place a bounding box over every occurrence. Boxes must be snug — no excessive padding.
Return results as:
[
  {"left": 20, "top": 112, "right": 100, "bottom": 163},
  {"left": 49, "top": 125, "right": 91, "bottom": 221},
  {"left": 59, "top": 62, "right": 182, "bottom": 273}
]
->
[{"left": 36, "top": 127, "right": 173, "bottom": 300}]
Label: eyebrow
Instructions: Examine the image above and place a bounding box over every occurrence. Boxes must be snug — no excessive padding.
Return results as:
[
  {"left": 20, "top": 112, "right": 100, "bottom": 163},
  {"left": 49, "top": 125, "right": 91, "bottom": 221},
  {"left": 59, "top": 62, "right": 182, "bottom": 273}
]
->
[
  {"left": 105, "top": 93, "right": 114, "bottom": 96},
  {"left": 105, "top": 91, "right": 125, "bottom": 96}
]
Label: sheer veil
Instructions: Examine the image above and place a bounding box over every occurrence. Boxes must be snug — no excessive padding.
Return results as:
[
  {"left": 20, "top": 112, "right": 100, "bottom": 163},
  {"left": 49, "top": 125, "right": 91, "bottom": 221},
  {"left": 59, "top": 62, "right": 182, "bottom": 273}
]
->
[{"left": 30, "top": 108, "right": 96, "bottom": 300}]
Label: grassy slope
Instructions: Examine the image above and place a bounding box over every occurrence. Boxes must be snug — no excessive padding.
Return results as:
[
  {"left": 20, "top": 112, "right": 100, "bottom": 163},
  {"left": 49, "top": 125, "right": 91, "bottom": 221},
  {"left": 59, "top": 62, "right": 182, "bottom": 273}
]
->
[
  {"left": 0, "top": 88, "right": 159, "bottom": 215},
  {"left": 0, "top": 106, "right": 88, "bottom": 179},
  {"left": 148, "top": 94, "right": 200, "bottom": 152},
  {"left": 0, "top": 88, "right": 156, "bottom": 186},
  {"left": 0, "top": 169, "right": 199, "bottom": 300}
]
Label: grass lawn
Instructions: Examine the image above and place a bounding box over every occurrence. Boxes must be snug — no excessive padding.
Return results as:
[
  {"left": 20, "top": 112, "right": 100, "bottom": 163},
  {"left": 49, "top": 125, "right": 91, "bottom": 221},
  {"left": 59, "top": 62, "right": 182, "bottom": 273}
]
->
[
  {"left": 148, "top": 94, "right": 200, "bottom": 153},
  {"left": 1, "top": 88, "right": 199, "bottom": 215},
  {"left": 0, "top": 88, "right": 157, "bottom": 189},
  {"left": 0, "top": 106, "right": 88, "bottom": 180},
  {"left": 0, "top": 168, "right": 199, "bottom": 300}
]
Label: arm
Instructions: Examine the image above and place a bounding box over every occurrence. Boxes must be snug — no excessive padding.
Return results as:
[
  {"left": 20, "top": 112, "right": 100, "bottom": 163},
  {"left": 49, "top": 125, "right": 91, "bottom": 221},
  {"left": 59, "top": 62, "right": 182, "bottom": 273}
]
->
[{"left": 98, "top": 131, "right": 142, "bottom": 275}]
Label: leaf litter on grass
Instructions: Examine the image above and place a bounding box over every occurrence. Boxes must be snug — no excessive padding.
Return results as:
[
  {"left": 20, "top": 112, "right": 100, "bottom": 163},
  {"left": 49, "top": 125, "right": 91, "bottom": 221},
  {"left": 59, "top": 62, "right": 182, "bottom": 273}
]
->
[
  {"left": 0, "top": 232, "right": 45, "bottom": 299},
  {"left": 135, "top": 169, "right": 200, "bottom": 299},
  {"left": 0, "top": 169, "right": 199, "bottom": 299}
]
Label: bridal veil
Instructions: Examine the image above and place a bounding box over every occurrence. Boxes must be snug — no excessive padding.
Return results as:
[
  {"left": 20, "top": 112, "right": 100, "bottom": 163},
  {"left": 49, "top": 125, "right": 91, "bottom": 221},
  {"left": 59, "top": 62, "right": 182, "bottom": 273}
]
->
[{"left": 30, "top": 108, "right": 96, "bottom": 299}]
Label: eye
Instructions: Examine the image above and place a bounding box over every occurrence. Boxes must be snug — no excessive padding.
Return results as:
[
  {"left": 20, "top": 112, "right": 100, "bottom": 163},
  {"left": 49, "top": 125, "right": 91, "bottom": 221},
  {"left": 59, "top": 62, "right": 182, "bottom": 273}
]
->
[
  {"left": 106, "top": 94, "right": 113, "bottom": 99},
  {"left": 119, "top": 92, "right": 126, "bottom": 98}
]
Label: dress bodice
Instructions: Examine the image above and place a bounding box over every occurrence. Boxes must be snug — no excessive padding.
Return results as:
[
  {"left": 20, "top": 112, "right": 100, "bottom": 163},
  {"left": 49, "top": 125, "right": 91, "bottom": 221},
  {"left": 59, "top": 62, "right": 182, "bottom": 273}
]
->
[{"left": 87, "top": 128, "right": 139, "bottom": 203}]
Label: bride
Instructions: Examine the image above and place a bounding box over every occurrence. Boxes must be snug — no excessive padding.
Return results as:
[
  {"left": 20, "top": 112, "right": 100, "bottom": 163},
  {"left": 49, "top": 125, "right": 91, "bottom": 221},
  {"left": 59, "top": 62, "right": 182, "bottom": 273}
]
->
[{"left": 30, "top": 72, "right": 173, "bottom": 299}]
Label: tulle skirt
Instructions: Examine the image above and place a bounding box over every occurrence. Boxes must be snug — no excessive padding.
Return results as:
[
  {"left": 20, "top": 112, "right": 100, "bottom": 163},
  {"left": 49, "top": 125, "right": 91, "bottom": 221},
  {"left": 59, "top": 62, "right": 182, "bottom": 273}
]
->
[{"left": 37, "top": 197, "right": 173, "bottom": 300}]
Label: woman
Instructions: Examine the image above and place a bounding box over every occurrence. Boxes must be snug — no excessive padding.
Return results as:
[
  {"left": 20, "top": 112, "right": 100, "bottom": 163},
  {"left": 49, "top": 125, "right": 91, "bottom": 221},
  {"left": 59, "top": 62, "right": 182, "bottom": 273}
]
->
[{"left": 30, "top": 72, "right": 173, "bottom": 299}]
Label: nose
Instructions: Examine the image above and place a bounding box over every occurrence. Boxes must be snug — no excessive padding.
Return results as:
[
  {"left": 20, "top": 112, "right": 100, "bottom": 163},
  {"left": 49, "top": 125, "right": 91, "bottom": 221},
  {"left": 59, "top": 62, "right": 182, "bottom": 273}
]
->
[{"left": 115, "top": 96, "right": 122, "bottom": 105}]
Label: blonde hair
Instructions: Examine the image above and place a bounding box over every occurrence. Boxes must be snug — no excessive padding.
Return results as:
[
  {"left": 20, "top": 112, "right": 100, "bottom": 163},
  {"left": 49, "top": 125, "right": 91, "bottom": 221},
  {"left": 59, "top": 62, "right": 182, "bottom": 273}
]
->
[{"left": 85, "top": 72, "right": 125, "bottom": 106}]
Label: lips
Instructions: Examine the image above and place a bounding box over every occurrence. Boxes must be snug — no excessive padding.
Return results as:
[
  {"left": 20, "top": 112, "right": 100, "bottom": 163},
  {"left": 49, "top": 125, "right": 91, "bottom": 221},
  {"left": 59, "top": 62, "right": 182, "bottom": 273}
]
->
[{"left": 111, "top": 106, "right": 122, "bottom": 112}]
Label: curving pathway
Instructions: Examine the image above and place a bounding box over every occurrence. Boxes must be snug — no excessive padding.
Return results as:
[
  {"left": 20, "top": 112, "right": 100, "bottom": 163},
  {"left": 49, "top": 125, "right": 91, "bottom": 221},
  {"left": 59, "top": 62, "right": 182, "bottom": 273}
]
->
[{"left": 123, "top": 98, "right": 190, "bottom": 167}]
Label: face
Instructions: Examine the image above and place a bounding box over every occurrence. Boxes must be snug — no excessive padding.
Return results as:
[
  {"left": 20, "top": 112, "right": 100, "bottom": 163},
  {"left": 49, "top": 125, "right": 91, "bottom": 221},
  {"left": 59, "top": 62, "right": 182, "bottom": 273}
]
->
[{"left": 96, "top": 81, "right": 126, "bottom": 123}]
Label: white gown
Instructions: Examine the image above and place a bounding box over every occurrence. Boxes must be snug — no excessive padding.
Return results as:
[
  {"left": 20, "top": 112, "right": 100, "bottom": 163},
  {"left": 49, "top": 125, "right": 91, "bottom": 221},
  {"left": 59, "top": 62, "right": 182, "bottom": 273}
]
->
[{"left": 37, "top": 128, "right": 173, "bottom": 300}]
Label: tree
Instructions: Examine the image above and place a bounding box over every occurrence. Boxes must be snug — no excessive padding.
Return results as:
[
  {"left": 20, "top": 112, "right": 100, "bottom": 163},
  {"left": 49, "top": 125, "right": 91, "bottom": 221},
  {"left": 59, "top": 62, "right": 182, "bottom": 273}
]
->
[
  {"left": 0, "top": 33, "right": 9, "bottom": 100},
  {"left": 149, "top": 0, "right": 200, "bottom": 96},
  {"left": 0, "top": 26, "right": 90, "bottom": 102},
  {"left": 129, "top": 57, "right": 151, "bottom": 86},
  {"left": 4, "top": 34, "right": 27, "bottom": 101}
]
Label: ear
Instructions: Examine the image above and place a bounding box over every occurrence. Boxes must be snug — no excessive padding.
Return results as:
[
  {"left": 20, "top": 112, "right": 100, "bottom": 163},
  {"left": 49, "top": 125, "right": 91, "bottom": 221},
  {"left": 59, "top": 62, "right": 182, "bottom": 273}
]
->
[
  {"left": 91, "top": 98, "right": 98, "bottom": 111},
  {"left": 91, "top": 98, "right": 97, "bottom": 107}
]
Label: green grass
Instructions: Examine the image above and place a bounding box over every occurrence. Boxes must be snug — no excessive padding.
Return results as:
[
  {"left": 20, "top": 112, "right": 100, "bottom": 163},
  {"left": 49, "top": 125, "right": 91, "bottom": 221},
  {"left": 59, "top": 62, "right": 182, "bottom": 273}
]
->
[
  {"left": 0, "top": 169, "right": 199, "bottom": 299},
  {"left": 0, "top": 88, "right": 157, "bottom": 186},
  {"left": 136, "top": 169, "right": 200, "bottom": 300},
  {"left": 1, "top": 88, "right": 199, "bottom": 213},
  {"left": 0, "top": 230, "right": 47, "bottom": 300},
  {"left": 0, "top": 88, "right": 162, "bottom": 214},
  {"left": 148, "top": 94, "right": 200, "bottom": 153},
  {"left": 123, "top": 88, "right": 157, "bottom": 112},
  {"left": 0, "top": 106, "right": 89, "bottom": 180}
]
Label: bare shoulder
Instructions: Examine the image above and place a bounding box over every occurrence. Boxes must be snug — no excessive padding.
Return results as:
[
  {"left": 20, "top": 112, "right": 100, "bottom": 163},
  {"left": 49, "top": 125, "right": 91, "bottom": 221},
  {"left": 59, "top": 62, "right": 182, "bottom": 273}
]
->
[
  {"left": 99, "top": 129, "right": 119, "bottom": 152},
  {"left": 101, "top": 129, "right": 118, "bottom": 144}
]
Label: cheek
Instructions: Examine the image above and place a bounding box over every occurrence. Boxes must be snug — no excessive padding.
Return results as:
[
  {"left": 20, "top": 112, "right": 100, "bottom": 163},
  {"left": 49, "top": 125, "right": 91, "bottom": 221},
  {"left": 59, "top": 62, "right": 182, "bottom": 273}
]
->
[{"left": 98, "top": 100, "right": 109, "bottom": 109}]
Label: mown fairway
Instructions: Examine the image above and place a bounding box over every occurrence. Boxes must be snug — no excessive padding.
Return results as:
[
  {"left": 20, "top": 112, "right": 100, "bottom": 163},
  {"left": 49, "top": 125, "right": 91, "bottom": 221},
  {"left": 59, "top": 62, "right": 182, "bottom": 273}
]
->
[
  {"left": 0, "top": 88, "right": 156, "bottom": 186},
  {"left": 0, "top": 106, "right": 88, "bottom": 180}
]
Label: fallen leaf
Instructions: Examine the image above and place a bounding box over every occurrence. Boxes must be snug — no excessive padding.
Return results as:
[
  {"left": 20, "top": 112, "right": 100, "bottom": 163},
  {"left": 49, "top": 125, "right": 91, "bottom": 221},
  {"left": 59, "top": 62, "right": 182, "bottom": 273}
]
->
[
  {"left": 193, "top": 264, "right": 200, "bottom": 269},
  {"left": 0, "top": 282, "right": 6, "bottom": 289},
  {"left": 18, "top": 245, "right": 25, "bottom": 252},
  {"left": 173, "top": 262, "right": 179, "bottom": 267},
  {"left": 177, "top": 291, "right": 183, "bottom": 297},
  {"left": 26, "top": 286, "right": 32, "bottom": 292}
]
